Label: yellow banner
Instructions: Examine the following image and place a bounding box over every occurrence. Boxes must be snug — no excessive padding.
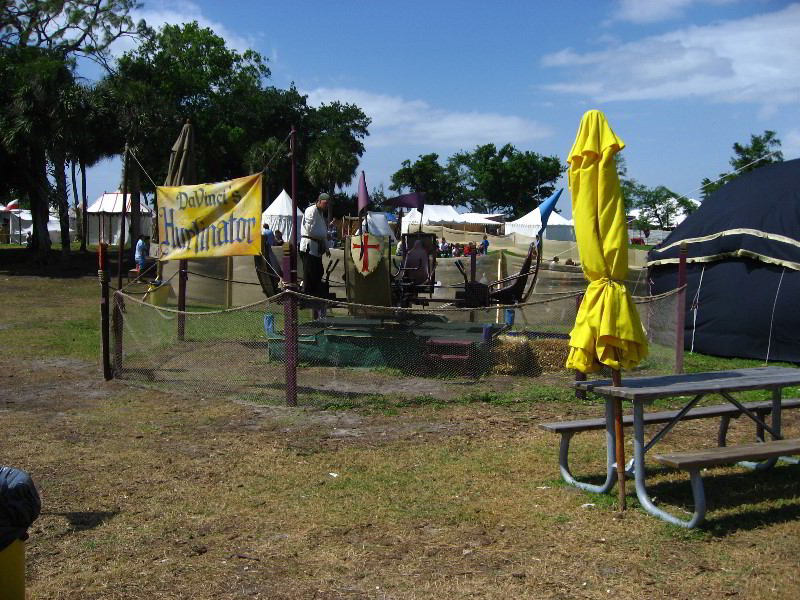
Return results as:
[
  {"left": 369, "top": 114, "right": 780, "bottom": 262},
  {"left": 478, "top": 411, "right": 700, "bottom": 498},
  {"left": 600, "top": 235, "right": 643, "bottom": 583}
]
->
[{"left": 156, "top": 174, "right": 262, "bottom": 261}]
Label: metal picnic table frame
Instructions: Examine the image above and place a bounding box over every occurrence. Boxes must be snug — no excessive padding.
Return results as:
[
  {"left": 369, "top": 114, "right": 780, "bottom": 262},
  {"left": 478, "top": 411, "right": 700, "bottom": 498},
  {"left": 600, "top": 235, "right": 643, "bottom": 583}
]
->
[{"left": 572, "top": 366, "right": 800, "bottom": 527}]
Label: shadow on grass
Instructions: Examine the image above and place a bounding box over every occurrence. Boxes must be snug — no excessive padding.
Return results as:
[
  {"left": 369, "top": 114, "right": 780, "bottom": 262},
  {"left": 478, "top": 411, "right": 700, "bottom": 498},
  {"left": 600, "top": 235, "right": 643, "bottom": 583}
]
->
[
  {"left": 47, "top": 510, "right": 119, "bottom": 532},
  {"left": 0, "top": 247, "right": 131, "bottom": 279},
  {"left": 642, "top": 464, "right": 800, "bottom": 534}
]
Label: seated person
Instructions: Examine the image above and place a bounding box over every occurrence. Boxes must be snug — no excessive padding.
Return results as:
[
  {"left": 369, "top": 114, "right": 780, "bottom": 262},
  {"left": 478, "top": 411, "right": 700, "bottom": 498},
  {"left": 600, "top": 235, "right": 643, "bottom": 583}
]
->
[
  {"left": 403, "top": 239, "right": 430, "bottom": 286},
  {"left": 273, "top": 230, "right": 284, "bottom": 245},
  {"left": 439, "top": 237, "right": 448, "bottom": 256},
  {"left": 463, "top": 243, "right": 472, "bottom": 256}
]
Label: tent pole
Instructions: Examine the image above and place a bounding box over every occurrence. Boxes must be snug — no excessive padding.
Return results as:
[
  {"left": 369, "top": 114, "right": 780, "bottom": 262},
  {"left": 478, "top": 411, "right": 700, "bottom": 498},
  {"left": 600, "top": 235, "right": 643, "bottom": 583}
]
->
[
  {"left": 284, "top": 126, "right": 298, "bottom": 407},
  {"left": 116, "top": 145, "right": 129, "bottom": 292},
  {"left": 612, "top": 368, "right": 626, "bottom": 512},
  {"left": 675, "top": 242, "right": 688, "bottom": 374}
]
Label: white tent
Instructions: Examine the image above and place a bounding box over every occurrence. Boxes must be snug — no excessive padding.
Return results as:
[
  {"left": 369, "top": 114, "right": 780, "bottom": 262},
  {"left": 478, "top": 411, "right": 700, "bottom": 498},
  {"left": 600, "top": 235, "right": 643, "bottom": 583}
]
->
[
  {"left": 2, "top": 206, "right": 71, "bottom": 244},
  {"left": 355, "top": 212, "right": 396, "bottom": 242},
  {"left": 459, "top": 212, "right": 505, "bottom": 226},
  {"left": 262, "top": 189, "right": 302, "bottom": 242},
  {"left": 505, "top": 207, "right": 575, "bottom": 241},
  {"left": 87, "top": 191, "right": 153, "bottom": 245},
  {"left": 402, "top": 205, "right": 463, "bottom": 233}
]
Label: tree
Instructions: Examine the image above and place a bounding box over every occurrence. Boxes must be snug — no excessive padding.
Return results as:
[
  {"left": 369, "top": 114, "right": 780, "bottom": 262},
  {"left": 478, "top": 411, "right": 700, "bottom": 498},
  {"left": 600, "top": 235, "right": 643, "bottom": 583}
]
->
[
  {"left": 628, "top": 183, "right": 695, "bottom": 230},
  {"left": 305, "top": 136, "right": 359, "bottom": 221},
  {"left": 0, "top": 0, "right": 147, "bottom": 260},
  {"left": 449, "top": 143, "right": 564, "bottom": 217},
  {"left": 1, "top": 0, "right": 148, "bottom": 69},
  {"left": 390, "top": 153, "right": 463, "bottom": 206},
  {"left": 701, "top": 130, "right": 783, "bottom": 199},
  {"left": 245, "top": 136, "right": 288, "bottom": 209}
]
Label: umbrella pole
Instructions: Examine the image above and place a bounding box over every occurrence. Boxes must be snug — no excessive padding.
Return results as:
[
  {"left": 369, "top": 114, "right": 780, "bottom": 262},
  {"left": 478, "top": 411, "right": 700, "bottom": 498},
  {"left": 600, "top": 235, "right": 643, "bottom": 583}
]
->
[{"left": 612, "top": 368, "right": 626, "bottom": 512}]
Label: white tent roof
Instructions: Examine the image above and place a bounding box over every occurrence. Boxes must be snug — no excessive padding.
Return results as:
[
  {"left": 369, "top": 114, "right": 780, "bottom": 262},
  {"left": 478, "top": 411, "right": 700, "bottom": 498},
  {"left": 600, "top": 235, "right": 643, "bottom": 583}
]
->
[
  {"left": 355, "top": 212, "right": 396, "bottom": 242},
  {"left": 263, "top": 189, "right": 302, "bottom": 218},
  {"left": 459, "top": 212, "right": 504, "bottom": 225},
  {"left": 404, "top": 205, "right": 463, "bottom": 225},
  {"left": 88, "top": 191, "right": 153, "bottom": 215},
  {"left": 262, "top": 189, "right": 301, "bottom": 241}
]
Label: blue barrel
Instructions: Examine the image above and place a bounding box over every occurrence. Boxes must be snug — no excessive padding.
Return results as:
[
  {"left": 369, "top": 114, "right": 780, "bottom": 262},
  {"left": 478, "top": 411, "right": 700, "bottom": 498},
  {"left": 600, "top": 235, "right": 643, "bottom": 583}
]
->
[
  {"left": 504, "top": 308, "right": 515, "bottom": 326},
  {"left": 264, "top": 314, "right": 275, "bottom": 334}
]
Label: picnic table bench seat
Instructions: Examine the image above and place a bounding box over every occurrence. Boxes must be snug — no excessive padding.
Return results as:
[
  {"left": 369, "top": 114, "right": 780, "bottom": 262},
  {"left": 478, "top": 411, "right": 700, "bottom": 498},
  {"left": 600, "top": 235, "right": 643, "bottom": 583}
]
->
[
  {"left": 539, "top": 398, "right": 800, "bottom": 497},
  {"left": 650, "top": 438, "right": 800, "bottom": 527},
  {"left": 653, "top": 438, "right": 800, "bottom": 470},
  {"left": 539, "top": 398, "right": 800, "bottom": 436}
]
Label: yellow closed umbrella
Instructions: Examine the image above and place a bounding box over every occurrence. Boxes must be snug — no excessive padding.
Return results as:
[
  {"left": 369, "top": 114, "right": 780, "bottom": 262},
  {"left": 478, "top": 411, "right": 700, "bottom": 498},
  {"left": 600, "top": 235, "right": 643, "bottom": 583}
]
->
[
  {"left": 566, "top": 110, "right": 647, "bottom": 373},
  {"left": 565, "top": 110, "right": 648, "bottom": 511}
]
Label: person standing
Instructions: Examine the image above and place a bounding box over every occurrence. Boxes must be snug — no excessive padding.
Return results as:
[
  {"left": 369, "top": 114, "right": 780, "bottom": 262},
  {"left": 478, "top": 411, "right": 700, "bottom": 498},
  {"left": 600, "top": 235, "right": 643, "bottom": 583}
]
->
[
  {"left": 299, "top": 193, "right": 331, "bottom": 296},
  {"left": 263, "top": 222, "right": 276, "bottom": 246},
  {"left": 481, "top": 234, "right": 490, "bottom": 255},
  {"left": 135, "top": 235, "right": 147, "bottom": 272}
]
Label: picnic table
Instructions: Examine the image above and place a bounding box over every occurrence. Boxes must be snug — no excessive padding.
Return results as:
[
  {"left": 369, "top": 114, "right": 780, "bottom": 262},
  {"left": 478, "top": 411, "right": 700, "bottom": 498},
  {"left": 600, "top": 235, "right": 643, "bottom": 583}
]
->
[{"left": 543, "top": 367, "right": 800, "bottom": 527}]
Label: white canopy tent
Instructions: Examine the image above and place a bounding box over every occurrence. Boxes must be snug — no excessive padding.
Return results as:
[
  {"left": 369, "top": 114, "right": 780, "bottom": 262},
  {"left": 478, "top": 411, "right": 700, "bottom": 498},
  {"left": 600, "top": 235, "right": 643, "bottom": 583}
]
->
[
  {"left": 262, "top": 189, "right": 302, "bottom": 242},
  {"left": 505, "top": 206, "right": 574, "bottom": 241},
  {"left": 355, "top": 212, "right": 396, "bottom": 242},
  {"left": 87, "top": 191, "right": 153, "bottom": 245},
  {"left": 401, "top": 205, "right": 463, "bottom": 233},
  {"left": 1, "top": 203, "right": 74, "bottom": 244},
  {"left": 459, "top": 212, "right": 505, "bottom": 225}
]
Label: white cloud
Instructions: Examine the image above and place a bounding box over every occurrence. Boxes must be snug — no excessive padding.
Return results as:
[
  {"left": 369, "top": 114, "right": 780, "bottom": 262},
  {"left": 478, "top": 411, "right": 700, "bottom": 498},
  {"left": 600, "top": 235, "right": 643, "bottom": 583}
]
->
[
  {"left": 783, "top": 129, "right": 800, "bottom": 159},
  {"left": 304, "top": 87, "right": 552, "bottom": 149},
  {"left": 111, "top": 0, "right": 257, "bottom": 57},
  {"left": 613, "top": 0, "right": 739, "bottom": 24},
  {"left": 541, "top": 4, "right": 800, "bottom": 107}
]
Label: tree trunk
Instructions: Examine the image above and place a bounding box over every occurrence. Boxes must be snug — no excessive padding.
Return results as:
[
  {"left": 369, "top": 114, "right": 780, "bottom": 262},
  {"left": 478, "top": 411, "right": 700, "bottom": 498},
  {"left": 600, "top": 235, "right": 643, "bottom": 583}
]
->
[
  {"left": 53, "top": 149, "right": 71, "bottom": 261},
  {"left": 30, "top": 146, "right": 52, "bottom": 260},
  {"left": 130, "top": 160, "right": 141, "bottom": 245},
  {"left": 71, "top": 159, "right": 84, "bottom": 252},
  {"left": 80, "top": 159, "right": 88, "bottom": 252}
]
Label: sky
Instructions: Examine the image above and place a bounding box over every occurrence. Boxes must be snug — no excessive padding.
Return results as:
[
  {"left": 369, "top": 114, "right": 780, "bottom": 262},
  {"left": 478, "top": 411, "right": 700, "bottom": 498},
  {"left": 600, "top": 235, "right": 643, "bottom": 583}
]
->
[{"left": 85, "top": 0, "right": 800, "bottom": 216}]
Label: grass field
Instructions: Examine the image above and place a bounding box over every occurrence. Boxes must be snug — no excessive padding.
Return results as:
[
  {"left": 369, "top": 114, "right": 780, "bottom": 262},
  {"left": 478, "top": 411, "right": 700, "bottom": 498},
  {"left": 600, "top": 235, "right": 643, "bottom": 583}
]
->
[{"left": 0, "top": 264, "right": 798, "bottom": 599}]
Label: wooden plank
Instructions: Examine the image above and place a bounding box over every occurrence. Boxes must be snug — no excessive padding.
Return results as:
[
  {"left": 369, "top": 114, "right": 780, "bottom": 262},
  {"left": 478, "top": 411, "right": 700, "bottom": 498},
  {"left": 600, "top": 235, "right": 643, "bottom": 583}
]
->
[
  {"left": 653, "top": 438, "right": 800, "bottom": 469},
  {"left": 538, "top": 398, "right": 800, "bottom": 433},
  {"left": 573, "top": 367, "right": 800, "bottom": 401}
]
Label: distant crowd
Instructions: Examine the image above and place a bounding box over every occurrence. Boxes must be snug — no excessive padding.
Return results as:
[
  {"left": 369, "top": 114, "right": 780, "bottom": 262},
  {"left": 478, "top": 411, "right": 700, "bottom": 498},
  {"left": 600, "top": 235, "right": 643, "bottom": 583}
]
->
[{"left": 395, "top": 235, "right": 490, "bottom": 258}]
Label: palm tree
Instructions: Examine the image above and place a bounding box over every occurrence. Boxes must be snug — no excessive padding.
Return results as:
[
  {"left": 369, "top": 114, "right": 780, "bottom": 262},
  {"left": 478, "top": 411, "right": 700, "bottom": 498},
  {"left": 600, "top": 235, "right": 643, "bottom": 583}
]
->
[
  {"left": 305, "top": 136, "right": 359, "bottom": 221},
  {"left": 245, "top": 137, "right": 288, "bottom": 210}
]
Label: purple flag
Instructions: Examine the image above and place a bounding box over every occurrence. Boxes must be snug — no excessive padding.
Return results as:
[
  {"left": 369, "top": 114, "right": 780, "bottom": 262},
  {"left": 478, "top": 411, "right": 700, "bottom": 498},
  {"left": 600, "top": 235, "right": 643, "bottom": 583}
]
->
[
  {"left": 385, "top": 191, "right": 425, "bottom": 210},
  {"left": 357, "top": 171, "right": 370, "bottom": 215}
]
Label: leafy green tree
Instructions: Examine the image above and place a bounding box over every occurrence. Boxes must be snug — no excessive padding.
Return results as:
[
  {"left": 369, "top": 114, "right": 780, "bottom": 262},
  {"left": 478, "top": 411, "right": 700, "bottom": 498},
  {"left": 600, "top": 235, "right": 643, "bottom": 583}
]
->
[
  {"left": 628, "top": 183, "right": 695, "bottom": 230},
  {"left": 389, "top": 153, "right": 463, "bottom": 206},
  {"left": 701, "top": 130, "right": 783, "bottom": 199},
  {"left": 450, "top": 143, "right": 564, "bottom": 217},
  {"left": 0, "top": 0, "right": 146, "bottom": 259},
  {"left": 1, "top": 0, "right": 148, "bottom": 68},
  {"left": 245, "top": 136, "right": 288, "bottom": 209}
]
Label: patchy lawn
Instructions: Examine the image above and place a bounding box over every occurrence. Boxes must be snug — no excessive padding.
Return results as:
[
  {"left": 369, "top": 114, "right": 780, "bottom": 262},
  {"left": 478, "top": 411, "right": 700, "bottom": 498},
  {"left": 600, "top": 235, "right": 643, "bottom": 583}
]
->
[{"left": 0, "top": 271, "right": 798, "bottom": 599}]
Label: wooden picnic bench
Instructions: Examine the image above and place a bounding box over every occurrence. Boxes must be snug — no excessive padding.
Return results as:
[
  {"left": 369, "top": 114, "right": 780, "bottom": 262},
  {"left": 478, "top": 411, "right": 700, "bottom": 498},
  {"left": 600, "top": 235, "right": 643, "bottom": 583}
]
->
[
  {"left": 541, "top": 367, "right": 800, "bottom": 527},
  {"left": 541, "top": 398, "right": 800, "bottom": 496}
]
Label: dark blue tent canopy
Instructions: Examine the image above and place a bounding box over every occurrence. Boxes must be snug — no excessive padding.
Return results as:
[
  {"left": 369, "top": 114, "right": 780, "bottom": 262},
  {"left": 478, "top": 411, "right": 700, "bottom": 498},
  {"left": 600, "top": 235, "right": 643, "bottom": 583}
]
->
[{"left": 648, "top": 159, "right": 800, "bottom": 363}]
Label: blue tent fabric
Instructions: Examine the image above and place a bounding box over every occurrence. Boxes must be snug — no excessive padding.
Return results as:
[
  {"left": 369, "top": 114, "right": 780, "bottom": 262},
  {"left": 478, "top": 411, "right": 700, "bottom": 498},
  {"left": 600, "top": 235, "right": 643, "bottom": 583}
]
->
[{"left": 648, "top": 159, "right": 800, "bottom": 363}]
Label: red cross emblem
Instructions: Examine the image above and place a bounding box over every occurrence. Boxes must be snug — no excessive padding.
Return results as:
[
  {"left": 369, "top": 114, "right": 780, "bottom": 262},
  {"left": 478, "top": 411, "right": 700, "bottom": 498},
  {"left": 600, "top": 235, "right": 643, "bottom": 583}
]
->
[{"left": 351, "top": 233, "right": 382, "bottom": 274}]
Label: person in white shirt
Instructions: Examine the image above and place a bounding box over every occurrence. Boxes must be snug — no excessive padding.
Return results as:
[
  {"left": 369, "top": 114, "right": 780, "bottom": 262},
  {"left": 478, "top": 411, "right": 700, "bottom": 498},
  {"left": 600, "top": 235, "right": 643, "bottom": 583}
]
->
[{"left": 299, "top": 193, "right": 331, "bottom": 296}]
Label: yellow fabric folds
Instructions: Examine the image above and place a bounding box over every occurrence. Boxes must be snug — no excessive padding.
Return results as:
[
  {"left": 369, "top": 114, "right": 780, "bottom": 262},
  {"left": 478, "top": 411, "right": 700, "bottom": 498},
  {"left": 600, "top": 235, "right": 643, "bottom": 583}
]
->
[{"left": 566, "top": 110, "right": 648, "bottom": 373}]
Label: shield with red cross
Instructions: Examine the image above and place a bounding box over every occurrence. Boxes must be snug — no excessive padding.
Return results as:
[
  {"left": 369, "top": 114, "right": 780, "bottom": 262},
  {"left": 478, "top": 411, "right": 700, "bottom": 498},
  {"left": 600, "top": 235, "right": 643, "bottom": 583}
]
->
[{"left": 349, "top": 233, "right": 384, "bottom": 276}]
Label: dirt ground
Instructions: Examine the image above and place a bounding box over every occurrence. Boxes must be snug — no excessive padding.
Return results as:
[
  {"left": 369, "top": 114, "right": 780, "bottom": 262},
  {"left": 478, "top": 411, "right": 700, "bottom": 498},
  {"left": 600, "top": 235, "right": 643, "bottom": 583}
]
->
[{"left": 1, "top": 274, "right": 799, "bottom": 599}]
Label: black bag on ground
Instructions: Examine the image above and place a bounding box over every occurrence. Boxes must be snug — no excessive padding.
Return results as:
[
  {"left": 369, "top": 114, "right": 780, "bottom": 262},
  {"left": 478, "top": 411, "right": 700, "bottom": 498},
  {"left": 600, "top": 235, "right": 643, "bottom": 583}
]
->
[{"left": 0, "top": 466, "right": 41, "bottom": 552}]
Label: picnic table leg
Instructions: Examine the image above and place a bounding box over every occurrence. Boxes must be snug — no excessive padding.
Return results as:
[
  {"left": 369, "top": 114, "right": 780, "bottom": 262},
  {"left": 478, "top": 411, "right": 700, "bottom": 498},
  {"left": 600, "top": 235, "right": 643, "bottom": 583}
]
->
[
  {"left": 612, "top": 370, "right": 626, "bottom": 511},
  {"left": 558, "top": 397, "right": 617, "bottom": 494},
  {"left": 740, "top": 388, "right": 784, "bottom": 470},
  {"left": 632, "top": 402, "right": 706, "bottom": 528}
]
